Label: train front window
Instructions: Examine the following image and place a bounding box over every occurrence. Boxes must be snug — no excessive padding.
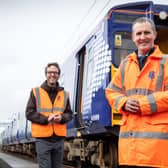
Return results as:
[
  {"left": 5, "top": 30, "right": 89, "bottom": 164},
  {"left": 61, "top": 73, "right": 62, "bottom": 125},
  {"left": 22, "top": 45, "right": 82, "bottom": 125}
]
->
[
  {"left": 114, "top": 14, "right": 140, "bottom": 24},
  {"left": 114, "top": 31, "right": 136, "bottom": 67}
]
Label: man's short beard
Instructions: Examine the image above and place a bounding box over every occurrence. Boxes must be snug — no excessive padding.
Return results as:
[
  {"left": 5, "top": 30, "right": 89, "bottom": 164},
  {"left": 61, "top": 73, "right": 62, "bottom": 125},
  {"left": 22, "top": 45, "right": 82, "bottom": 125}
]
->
[
  {"left": 47, "top": 81, "right": 56, "bottom": 87},
  {"left": 50, "top": 82, "right": 56, "bottom": 86}
]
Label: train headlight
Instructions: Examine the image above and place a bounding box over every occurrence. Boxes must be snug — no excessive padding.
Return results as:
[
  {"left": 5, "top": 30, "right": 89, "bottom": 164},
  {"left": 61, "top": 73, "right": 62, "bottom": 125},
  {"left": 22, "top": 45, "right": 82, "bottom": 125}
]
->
[{"left": 159, "top": 11, "right": 167, "bottom": 20}]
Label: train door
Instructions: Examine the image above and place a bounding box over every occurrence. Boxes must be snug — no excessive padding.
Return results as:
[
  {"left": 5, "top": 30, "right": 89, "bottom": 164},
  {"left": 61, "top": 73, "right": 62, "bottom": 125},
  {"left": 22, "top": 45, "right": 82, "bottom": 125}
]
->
[
  {"left": 81, "top": 37, "right": 95, "bottom": 122},
  {"left": 74, "top": 47, "right": 85, "bottom": 130},
  {"left": 75, "top": 36, "right": 96, "bottom": 132}
]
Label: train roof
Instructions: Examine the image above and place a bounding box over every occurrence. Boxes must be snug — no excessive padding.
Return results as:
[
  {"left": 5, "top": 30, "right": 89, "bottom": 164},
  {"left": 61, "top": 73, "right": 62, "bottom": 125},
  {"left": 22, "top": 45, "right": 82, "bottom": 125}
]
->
[{"left": 62, "top": 0, "right": 168, "bottom": 65}]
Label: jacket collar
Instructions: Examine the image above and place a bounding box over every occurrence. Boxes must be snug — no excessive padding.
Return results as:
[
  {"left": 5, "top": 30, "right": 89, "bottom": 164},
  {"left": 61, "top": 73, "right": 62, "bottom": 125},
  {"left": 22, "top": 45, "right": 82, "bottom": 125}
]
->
[
  {"left": 129, "top": 45, "right": 164, "bottom": 62},
  {"left": 41, "top": 80, "right": 63, "bottom": 92}
]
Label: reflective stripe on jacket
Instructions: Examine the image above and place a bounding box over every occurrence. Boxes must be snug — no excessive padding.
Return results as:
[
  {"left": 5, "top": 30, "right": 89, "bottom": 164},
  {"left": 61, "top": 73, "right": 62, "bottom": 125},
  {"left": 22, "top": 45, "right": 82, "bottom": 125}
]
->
[
  {"left": 31, "top": 87, "right": 68, "bottom": 137},
  {"left": 105, "top": 46, "right": 168, "bottom": 167}
]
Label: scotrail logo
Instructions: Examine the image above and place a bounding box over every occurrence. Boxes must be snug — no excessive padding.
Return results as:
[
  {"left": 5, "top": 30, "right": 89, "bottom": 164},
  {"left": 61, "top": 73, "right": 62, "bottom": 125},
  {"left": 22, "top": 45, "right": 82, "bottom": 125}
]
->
[{"left": 148, "top": 71, "right": 155, "bottom": 79}]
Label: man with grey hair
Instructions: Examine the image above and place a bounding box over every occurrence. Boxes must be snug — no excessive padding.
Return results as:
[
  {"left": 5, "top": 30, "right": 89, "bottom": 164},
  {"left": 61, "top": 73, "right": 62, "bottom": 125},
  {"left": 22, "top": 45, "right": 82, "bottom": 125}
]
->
[
  {"left": 132, "top": 17, "right": 156, "bottom": 32},
  {"left": 106, "top": 17, "right": 168, "bottom": 167}
]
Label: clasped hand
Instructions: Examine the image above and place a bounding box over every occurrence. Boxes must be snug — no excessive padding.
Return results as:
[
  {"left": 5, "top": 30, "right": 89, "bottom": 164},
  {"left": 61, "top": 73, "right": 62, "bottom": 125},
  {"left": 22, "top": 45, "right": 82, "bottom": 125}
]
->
[
  {"left": 48, "top": 114, "right": 62, "bottom": 123},
  {"left": 124, "top": 99, "right": 141, "bottom": 114}
]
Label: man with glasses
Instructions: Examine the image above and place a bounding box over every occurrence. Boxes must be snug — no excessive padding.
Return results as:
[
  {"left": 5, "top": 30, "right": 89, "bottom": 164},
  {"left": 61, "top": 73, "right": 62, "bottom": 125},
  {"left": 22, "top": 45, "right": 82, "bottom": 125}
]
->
[{"left": 26, "top": 62, "right": 72, "bottom": 168}]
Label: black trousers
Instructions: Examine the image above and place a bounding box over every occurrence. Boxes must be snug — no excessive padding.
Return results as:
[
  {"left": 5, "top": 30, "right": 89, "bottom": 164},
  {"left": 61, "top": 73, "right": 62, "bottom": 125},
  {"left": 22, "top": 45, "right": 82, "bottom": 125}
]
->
[{"left": 35, "top": 138, "right": 64, "bottom": 168}]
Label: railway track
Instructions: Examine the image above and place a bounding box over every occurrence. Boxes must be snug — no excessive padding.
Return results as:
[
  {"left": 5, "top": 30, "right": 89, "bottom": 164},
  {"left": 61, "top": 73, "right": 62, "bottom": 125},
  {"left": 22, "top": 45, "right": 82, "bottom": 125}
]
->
[{"left": 0, "top": 152, "right": 76, "bottom": 168}]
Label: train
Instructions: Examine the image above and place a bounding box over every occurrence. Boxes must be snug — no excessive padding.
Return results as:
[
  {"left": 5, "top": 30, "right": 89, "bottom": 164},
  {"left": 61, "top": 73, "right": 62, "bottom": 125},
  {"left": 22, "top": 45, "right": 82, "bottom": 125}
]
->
[{"left": 1, "top": 1, "right": 168, "bottom": 167}]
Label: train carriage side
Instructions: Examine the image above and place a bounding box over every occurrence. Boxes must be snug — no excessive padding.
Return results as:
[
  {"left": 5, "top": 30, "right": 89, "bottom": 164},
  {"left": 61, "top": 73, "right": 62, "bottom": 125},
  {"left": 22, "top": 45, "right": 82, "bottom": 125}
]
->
[
  {"left": 73, "top": 19, "right": 113, "bottom": 135},
  {"left": 61, "top": 16, "right": 118, "bottom": 167},
  {"left": 60, "top": 18, "right": 114, "bottom": 138},
  {"left": 63, "top": 1, "right": 168, "bottom": 168}
]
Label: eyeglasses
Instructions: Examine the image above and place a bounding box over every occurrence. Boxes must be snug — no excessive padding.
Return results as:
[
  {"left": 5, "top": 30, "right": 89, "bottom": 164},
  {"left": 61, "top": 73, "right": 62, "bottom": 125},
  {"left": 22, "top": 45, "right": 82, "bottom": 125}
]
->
[{"left": 47, "top": 71, "right": 59, "bottom": 75}]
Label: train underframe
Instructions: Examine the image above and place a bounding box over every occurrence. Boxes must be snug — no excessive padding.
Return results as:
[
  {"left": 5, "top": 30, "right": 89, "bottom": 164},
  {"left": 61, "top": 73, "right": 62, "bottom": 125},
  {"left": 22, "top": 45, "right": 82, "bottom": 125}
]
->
[
  {"left": 64, "top": 136, "right": 118, "bottom": 168},
  {"left": 1, "top": 134, "right": 118, "bottom": 168}
]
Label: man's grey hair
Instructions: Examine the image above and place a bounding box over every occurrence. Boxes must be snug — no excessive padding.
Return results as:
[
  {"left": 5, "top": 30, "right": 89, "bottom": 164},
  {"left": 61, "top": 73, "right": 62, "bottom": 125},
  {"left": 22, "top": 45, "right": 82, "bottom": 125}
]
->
[{"left": 132, "top": 17, "right": 156, "bottom": 33}]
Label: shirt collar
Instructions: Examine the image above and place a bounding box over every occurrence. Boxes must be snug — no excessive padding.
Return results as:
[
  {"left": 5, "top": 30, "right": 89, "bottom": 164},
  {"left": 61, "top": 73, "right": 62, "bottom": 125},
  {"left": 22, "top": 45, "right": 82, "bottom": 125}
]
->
[{"left": 135, "top": 47, "right": 155, "bottom": 58}]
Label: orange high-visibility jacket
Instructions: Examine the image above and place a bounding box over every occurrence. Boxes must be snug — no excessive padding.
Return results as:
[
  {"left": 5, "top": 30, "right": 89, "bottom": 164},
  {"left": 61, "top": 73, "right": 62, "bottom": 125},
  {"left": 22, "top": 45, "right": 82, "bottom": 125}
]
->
[
  {"left": 31, "top": 87, "right": 69, "bottom": 138},
  {"left": 106, "top": 46, "right": 168, "bottom": 168}
]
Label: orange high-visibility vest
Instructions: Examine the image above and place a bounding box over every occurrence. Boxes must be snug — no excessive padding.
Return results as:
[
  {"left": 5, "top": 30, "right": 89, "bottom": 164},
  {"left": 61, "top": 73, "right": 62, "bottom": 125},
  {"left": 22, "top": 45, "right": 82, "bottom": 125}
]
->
[
  {"left": 31, "top": 87, "right": 69, "bottom": 138},
  {"left": 106, "top": 46, "right": 168, "bottom": 168}
]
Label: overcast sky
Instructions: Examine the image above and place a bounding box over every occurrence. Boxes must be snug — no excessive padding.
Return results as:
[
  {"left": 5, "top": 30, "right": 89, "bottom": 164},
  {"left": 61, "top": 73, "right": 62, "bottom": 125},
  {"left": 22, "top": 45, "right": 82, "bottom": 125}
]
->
[
  {"left": 0, "top": 0, "right": 115, "bottom": 125},
  {"left": 0, "top": 0, "right": 93, "bottom": 123},
  {"left": 0, "top": 0, "right": 168, "bottom": 127}
]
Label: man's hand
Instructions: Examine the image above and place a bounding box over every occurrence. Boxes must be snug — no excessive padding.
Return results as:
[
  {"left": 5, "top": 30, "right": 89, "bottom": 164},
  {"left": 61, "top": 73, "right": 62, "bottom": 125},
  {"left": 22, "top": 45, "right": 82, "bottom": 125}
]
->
[
  {"left": 48, "top": 114, "right": 62, "bottom": 123},
  {"left": 54, "top": 114, "right": 62, "bottom": 123},
  {"left": 124, "top": 99, "right": 141, "bottom": 114},
  {"left": 48, "top": 114, "right": 55, "bottom": 122}
]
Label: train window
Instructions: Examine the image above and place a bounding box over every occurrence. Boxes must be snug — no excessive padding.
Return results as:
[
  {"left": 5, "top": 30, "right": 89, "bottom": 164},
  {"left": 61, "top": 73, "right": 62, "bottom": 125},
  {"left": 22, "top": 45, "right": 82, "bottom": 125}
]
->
[
  {"left": 114, "top": 13, "right": 140, "bottom": 24},
  {"left": 114, "top": 31, "right": 136, "bottom": 67}
]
